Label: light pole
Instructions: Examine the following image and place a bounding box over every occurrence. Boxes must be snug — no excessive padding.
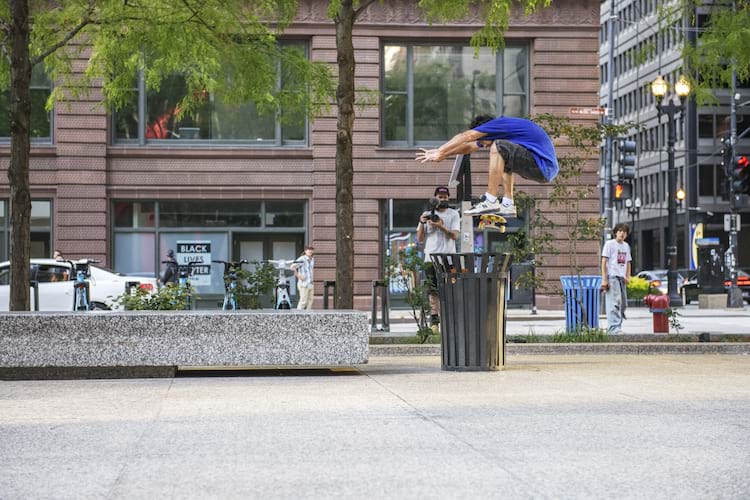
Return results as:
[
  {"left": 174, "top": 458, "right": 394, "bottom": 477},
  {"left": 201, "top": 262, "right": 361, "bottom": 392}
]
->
[{"left": 651, "top": 75, "right": 691, "bottom": 307}]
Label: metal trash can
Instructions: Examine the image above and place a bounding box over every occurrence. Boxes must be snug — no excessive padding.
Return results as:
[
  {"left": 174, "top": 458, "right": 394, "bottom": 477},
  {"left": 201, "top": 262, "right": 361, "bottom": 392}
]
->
[
  {"left": 430, "top": 252, "right": 513, "bottom": 371},
  {"left": 560, "top": 275, "right": 602, "bottom": 332}
]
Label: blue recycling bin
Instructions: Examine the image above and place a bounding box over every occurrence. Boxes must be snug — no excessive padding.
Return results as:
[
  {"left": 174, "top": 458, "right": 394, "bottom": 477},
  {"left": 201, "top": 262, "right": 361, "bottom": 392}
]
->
[{"left": 560, "top": 275, "right": 602, "bottom": 332}]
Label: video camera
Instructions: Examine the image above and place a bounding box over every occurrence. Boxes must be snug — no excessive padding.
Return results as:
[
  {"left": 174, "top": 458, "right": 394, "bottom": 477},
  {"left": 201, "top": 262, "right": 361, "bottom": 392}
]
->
[{"left": 424, "top": 197, "right": 449, "bottom": 223}]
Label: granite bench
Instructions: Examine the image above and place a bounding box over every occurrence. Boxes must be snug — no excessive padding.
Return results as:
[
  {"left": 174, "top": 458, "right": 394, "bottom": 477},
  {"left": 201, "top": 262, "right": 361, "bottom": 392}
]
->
[{"left": 0, "top": 310, "right": 369, "bottom": 378}]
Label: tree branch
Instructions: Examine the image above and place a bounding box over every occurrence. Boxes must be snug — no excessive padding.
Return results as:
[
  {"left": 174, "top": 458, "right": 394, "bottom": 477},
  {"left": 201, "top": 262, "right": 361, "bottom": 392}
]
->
[
  {"left": 353, "top": 0, "right": 379, "bottom": 20},
  {"left": 31, "top": 5, "right": 94, "bottom": 66},
  {"left": 0, "top": 23, "right": 9, "bottom": 65}
]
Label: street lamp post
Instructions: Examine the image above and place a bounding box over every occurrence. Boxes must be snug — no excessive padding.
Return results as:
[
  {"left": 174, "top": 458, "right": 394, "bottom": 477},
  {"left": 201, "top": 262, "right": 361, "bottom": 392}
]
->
[{"left": 651, "top": 75, "right": 691, "bottom": 307}]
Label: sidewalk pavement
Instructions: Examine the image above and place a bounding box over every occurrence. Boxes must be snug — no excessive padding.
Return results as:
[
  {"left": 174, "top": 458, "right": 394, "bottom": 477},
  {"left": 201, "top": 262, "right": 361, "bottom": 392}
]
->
[
  {"left": 370, "top": 304, "right": 750, "bottom": 337},
  {"left": 2, "top": 355, "right": 748, "bottom": 498}
]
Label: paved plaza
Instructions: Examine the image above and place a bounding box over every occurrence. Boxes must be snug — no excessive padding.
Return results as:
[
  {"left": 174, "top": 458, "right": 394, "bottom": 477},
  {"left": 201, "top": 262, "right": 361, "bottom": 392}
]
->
[{"left": 2, "top": 354, "right": 749, "bottom": 499}]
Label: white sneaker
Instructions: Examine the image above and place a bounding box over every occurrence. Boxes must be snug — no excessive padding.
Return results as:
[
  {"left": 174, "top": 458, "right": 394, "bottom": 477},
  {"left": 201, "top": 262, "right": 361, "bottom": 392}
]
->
[
  {"left": 498, "top": 203, "right": 517, "bottom": 217},
  {"left": 465, "top": 199, "right": 502, "bottom": 215}
]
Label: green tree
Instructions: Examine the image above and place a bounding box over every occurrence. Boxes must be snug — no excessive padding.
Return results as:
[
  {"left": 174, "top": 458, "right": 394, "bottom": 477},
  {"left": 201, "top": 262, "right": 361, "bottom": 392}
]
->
[
  {"left": 684, "top": 1, "right": 750, "bottom": 103},
  {"left": 0, "top": 0, "right": 333, "bottom": 310},
  {"left": 2, "top": 0, "right": 553, "bottom": 312},
  {"left": 656, "top": 1, "right": 750, "bottom": 104},
  {"left": 327, "top": 0, "right": 551, "bottom": 308}
]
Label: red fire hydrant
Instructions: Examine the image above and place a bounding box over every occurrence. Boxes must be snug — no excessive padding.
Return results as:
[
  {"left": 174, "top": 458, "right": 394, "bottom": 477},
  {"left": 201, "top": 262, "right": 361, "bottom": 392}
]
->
[{"left": 643, "top": 294, "right": 670, "bottom": 334}]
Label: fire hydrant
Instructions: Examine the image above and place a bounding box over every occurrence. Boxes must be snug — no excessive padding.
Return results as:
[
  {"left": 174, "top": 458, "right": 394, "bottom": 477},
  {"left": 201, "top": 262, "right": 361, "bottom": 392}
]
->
[{"left": 643, "top": 294, "right": 670, "bottom": 334}]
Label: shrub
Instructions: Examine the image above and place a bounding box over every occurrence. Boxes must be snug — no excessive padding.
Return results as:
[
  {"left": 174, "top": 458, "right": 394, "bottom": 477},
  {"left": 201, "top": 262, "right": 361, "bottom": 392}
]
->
[
  {"left": 113, "top": 261, "right": 277, "bottom": 311},
  {"left": 627, "top": 276, "right": 651, "bottom": 300},
  {"left": 113, "top": 283, "right": 194, "bottom": 310}
]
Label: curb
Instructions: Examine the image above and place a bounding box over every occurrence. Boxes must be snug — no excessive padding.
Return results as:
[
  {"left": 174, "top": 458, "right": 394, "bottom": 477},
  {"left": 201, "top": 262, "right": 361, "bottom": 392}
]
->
[{"left": 369, "top": 343, "right": 750, "bottom": 357}]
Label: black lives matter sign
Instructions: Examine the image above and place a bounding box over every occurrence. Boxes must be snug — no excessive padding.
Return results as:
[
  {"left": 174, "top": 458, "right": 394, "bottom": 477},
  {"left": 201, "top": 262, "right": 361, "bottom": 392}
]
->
[{"left": 176, "top": 241, "right": 212, "bottom": 286}]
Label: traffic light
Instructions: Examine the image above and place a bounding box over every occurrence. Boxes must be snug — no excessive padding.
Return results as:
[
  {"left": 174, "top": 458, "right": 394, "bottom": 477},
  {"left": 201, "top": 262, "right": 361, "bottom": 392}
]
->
[
  {"left": 613, "top": 181, "right": 632, "bottom": 201},
  {"left": 731, "top": 155, "right": 749, "bottom": 195},
  {"left": 618, "top": 139, "right": 637, "bottom": 179}
]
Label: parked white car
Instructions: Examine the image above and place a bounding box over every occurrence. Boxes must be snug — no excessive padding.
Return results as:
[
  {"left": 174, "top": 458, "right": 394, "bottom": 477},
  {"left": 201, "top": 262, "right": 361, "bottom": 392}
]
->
[{"left": 0, "top": 259, "right": 158, "bottom": 311}]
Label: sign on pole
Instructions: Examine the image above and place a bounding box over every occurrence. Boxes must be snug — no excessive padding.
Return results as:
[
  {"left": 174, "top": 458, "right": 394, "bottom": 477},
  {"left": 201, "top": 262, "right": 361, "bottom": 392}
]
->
[
  {"left": 569, "top": 107, "right": 607, "bottom": 116},
  {"left": 724, "top": 214, "right": 742, "bottom": 232}
]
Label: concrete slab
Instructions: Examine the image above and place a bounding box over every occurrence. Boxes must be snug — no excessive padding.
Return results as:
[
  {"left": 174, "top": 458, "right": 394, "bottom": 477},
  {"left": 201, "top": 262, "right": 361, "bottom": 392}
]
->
[
  {"left": 699, "top": 294, "right": 727, "bottom": 309},
  {"left": 1, "top": 355, "right": 748, "bottom": 498},
  {"left": 0, "top": 310, "right": 369, "bottom": 369}
]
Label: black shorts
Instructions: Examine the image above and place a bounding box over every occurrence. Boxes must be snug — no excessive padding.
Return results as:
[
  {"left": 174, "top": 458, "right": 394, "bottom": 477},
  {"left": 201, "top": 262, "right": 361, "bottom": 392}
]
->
[{"left": 494, "top": 139, "right": 548, "bottom": 184}]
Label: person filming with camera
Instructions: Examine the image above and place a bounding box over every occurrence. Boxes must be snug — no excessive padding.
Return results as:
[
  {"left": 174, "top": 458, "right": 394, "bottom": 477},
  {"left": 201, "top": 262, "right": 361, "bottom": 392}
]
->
[{"left": 416, "top": 186, "right": 460, "bottom": 332}]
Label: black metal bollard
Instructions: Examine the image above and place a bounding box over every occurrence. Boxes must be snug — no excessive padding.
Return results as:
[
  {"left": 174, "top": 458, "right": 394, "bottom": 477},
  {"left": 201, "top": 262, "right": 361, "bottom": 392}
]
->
[
  {"left": 370, "top": 280, "right": 390, "bottom": 332},
  {"left": 323, "top": 281, "right": 336, "bottom": 309}
]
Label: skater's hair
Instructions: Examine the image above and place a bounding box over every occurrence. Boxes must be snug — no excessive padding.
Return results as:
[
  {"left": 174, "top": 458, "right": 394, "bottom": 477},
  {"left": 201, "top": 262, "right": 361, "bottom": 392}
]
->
[
  {"left": 613, "top": 223, "right": 630, "bottom": 236},
  {"left": 470, "top": 114, "right": 495, "bottom": 129}
]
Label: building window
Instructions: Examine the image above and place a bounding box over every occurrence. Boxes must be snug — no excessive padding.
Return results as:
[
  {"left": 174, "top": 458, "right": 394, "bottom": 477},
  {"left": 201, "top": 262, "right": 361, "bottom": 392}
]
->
[
  {"left": 382, "top": 199, "right": 425, "bottom": 300},
  {"left": 0, "top": 66, "right": 53, "bottom": 141},
  {"left": 382, "top": 43, "right": 529, "bottom": 146},
  {"left": 112, "top": 42, "right": 308, "bottom": 146},
  {"left": 112, "top": 200, "right": 307, "bottom": 298},
  {"left": 0, "top": 200, "right": 52, "bottom": 260}
]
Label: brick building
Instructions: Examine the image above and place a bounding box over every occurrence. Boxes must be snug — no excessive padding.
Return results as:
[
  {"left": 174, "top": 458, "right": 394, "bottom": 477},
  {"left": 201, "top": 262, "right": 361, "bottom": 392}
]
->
[{"left": 0, "top": 0, "right": 601, "bottom": 310}]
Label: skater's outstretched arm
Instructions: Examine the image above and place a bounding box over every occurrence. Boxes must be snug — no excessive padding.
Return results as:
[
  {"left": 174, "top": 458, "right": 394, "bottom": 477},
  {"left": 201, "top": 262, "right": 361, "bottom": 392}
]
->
[{"left": 416, "top": 129, "right": 485, "bottom": 162}]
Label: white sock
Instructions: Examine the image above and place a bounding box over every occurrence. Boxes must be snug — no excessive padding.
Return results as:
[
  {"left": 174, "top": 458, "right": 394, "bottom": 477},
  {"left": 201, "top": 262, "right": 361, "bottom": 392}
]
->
[
  {"left": 484, "top": 193, "right": 497, "bottom": 203},
  {"left": 502, "top": 197, "right": 514, "bottom": 206}
]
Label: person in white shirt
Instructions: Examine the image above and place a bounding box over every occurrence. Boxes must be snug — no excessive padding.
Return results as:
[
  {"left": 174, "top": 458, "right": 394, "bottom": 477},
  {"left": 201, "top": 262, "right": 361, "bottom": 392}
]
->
[
  {"left": 601, "top": 223, "right": 632, "bottom": 335},
  {"left": 416, "top": 186, "right": 460, "bottom": 330},
  {"left": 293, "top": 245, "right": 315, "bottom": 310}
]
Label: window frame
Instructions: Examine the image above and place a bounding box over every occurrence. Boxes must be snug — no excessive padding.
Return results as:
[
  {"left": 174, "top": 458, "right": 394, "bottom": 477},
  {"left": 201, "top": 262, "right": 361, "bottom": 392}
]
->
[
  {"left": 111, "top": 199, "right": 309, "bottom": 278},
  {"left": 111, "top": 41, "right": 310, "bottom": 147},
  {"left": 0, "top": 67, "right": 54, "bottom": 143},
  {"left": 380, "top": 41, "right": 530, "bottom": 147}
]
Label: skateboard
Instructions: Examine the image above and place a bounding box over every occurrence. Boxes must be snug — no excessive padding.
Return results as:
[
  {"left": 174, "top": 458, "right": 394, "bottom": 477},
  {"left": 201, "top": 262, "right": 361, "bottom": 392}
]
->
[{"left": 476, "top": 213, "right": 508, "bottom": 232}]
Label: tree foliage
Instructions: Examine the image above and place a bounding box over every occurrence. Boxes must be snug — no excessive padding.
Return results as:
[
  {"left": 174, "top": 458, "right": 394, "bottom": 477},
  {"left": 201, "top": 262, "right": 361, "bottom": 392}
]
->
[
  {"left": 385, "top": 247, "right": 435, "bottom": 344},
  {"left": 0, "top": 0, "right": 334, "bottom": 310},
  {"left": 658, "top": 1, "right": 750, "bottom": 104},
  {"left": 0, "top": 0, "right": 334, "bottom": 117},
  {"left": 418, "top": 0, "right": 552, "bottom": 52},
  {"left": 2, "top": 0, "right": 556, "bottom": 310},
  {"left": 508, "top": 116, "right": 631, "bottom": 321}
]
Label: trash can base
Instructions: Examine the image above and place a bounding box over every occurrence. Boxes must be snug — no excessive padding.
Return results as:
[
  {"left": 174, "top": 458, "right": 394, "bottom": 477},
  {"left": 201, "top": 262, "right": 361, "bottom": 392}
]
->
[{"left": 442, "top": 365, "right": 505, "bottom": 372}]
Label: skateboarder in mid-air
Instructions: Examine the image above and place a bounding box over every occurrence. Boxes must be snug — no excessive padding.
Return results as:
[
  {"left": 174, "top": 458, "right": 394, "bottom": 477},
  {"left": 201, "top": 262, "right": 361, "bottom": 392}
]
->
[{"left": 416, "top": 115, "right": 559, "bottom": 217}]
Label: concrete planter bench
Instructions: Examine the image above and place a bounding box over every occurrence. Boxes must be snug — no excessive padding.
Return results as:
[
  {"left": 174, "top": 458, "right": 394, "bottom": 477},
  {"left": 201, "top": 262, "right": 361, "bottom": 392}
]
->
[{"left": 0, "top": 310, "right": 368, "bottom": 377}]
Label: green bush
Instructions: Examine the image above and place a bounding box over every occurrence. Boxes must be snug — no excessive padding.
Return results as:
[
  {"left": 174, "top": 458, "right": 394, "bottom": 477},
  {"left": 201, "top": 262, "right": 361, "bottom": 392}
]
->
[
  {"left": 627, "top": 276, "right": 651, "bottom": 300},
  {"left": 113, "top": 261, "right": 277, "bottom": 311},
  {"left": 552, "top": 327, "right": 608, "bottom": 343},
  {"left": 113, "top": 283, "right": 195, "bottom": 310},
  {"left": 233, "top": 263, "right": 277, "bottom": 309}
]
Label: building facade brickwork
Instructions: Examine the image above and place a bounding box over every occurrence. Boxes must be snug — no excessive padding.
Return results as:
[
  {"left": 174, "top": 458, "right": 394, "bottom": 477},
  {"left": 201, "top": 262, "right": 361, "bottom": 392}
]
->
[{"left": 1, "top": 0, "right": 602, "bottom": 310}]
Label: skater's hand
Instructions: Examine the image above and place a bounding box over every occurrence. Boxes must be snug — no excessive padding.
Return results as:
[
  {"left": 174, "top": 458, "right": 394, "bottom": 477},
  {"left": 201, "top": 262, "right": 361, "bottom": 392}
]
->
[
  {"left": 428, "top": 218, "right": 443, "bottom": 229},
  {"left": 416, "top": 148, "right": 441, "bottom": 163}
]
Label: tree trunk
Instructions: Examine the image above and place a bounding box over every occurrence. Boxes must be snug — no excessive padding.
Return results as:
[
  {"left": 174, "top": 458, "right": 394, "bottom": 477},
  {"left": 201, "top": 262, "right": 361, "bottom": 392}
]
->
[
  {"left": 334, "top": 1, "right": 355, "bottom": 309},
  {"left": 8, "top": 0, "right": 32, "bottom": 311}
]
